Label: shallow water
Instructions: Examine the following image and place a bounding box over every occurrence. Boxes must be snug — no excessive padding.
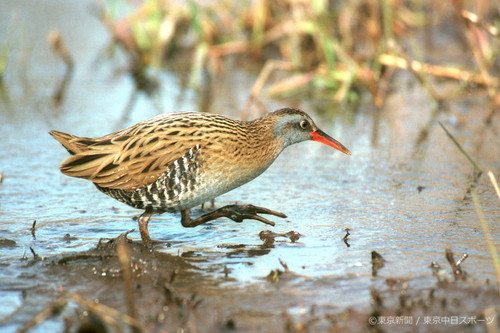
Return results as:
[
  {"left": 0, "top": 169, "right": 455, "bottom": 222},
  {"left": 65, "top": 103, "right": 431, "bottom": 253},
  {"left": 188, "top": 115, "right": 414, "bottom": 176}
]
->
[{"left": 0, "top": 1, "right": 499, "bottom": 331}]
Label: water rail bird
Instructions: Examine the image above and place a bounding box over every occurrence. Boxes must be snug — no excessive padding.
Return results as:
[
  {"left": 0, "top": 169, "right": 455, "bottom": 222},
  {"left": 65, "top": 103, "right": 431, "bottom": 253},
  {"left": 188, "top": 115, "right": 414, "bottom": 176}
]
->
[{"left": 50, "top": 108, "right": 351, "bottom": 246}]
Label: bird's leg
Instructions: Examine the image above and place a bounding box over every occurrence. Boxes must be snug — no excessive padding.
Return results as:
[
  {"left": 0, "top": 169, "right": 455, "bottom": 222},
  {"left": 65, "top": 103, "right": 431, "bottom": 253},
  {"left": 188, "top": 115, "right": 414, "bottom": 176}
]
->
[
  {"left": 138, "top": 208, "right": 154, "bottom": 247},
  {"left": 200, "top": 198, "right": 216, "bottom": 211},
  {"left": 181, "top": 204, "right": 287, "bottom": 228}
]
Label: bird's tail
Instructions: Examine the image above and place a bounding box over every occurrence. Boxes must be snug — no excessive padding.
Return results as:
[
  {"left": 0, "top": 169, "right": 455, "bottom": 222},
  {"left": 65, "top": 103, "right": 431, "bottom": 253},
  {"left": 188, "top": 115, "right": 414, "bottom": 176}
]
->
[
  {"left": 49, "top": 130, "right": 93, "bottom": 155},
  {"left": 50, "top": 130, "right": 122, "bottom": 183}
]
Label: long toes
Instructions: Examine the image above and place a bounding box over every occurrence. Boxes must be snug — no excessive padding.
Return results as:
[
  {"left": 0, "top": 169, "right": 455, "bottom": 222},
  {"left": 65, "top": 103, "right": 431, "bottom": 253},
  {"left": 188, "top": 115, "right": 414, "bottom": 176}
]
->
[
  {"left": 224, "top": 207, "right": 277, "bottom": 226},
  {"left": 243, "top": 214, "right": 276, "bottom": 226},
  {"left": 244, "top": 205, "right": 287, "bottom": 218}
]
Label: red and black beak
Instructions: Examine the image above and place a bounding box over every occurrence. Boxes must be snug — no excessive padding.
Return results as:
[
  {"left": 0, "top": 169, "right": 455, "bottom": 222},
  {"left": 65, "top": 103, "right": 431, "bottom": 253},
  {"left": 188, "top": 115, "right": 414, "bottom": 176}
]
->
[{"left": 311, "top": 129, "right": 351, "bottom": 155}]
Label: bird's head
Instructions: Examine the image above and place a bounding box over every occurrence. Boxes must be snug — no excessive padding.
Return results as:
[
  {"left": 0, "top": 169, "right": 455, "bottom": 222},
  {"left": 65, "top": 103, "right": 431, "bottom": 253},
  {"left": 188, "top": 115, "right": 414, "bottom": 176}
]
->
[{"left": 269, "top": 108, "right": 351, "bottom": 155}]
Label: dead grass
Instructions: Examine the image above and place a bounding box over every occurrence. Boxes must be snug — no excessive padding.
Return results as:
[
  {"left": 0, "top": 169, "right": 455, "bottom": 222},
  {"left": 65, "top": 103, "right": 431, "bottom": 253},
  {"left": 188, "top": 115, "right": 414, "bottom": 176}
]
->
[{"left": 99, "top": 0, "right": 499, "bottom": 109}]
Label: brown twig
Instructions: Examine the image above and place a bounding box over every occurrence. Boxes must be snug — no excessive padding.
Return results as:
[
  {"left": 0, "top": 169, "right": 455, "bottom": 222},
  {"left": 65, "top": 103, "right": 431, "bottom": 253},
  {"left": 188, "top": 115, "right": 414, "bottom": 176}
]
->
[
  {"left": 29, "top": 247, "right": 39, "bottom": 261},
  {"left": 445, "top": 248, "right": 468, "bottom": 280},
  {"left": 266, "top": 259, "right": 290, "bottom": 282},
  {"left": 342, "top": 228, "right": 351, "bottom": 247},
  {"left": 31, "top": 220, "right": 36, "bottom": 239}
]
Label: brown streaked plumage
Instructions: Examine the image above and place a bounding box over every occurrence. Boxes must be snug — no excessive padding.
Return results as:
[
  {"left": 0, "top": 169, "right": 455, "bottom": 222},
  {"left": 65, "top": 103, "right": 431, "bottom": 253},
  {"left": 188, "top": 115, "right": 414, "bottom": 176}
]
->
[{"left": 50, "top": 108, "right": 351, "bottom": 246}]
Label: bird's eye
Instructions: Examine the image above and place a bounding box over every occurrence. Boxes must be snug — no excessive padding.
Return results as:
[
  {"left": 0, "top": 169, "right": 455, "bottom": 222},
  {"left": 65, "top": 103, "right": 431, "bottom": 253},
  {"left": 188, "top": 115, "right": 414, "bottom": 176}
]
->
[{"left": 299, "top": 120, "right": 309, "bottom": 129}]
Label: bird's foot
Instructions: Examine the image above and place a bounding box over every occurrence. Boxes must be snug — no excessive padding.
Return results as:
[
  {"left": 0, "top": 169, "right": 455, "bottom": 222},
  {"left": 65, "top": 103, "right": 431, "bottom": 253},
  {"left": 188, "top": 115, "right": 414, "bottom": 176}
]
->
[
  {"left": 218, "top": 204, "right": 286, "bottom": 226},
  {"left": 181, "top": 204, "right": 286, "bottom": 228}
]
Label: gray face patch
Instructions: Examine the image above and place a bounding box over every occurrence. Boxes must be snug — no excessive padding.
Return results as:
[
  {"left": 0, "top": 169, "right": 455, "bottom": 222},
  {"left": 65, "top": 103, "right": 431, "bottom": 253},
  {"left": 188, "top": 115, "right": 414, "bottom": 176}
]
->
[{"left": 273, "top": 114, "right": 315, "bottom": 147}]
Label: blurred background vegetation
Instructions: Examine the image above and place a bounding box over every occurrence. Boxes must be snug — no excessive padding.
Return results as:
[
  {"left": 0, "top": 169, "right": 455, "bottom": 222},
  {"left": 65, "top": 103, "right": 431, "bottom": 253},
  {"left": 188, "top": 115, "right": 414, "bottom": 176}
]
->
[{"left": 98, "top": 0, "right": 499, "bottom": 112}]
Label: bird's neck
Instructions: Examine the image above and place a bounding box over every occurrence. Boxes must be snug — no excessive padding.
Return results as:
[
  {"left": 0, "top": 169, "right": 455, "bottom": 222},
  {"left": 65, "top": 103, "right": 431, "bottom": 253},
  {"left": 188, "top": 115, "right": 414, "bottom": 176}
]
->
[{"left": 245, "top": 117, "right": 284, "bottom": 157}]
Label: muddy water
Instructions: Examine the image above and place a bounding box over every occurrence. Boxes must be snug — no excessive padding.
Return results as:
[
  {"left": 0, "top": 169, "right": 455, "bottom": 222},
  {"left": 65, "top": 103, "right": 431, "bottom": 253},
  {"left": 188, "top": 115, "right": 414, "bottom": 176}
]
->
[{"left": 1, "top": 1, "right": 499, "bottom": 332}]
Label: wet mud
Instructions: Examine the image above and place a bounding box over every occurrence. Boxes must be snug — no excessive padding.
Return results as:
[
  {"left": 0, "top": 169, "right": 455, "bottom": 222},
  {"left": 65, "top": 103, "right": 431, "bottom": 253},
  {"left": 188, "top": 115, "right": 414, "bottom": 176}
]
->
[{"left": 2, "top": 234, "right": 500, "bottom": 332}]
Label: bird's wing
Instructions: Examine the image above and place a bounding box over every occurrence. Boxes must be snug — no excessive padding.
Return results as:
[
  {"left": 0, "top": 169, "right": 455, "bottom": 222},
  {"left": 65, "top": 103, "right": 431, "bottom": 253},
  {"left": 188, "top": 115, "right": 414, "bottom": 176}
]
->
[{"left": 58, "top": 117, "right": 203, "bottom": 190}]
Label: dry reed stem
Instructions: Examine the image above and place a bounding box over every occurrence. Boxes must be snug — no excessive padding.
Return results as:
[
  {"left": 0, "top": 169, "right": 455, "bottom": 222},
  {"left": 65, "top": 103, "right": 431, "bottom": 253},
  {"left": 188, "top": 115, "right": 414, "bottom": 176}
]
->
[
  {"left": 266, "top": 71, "right": 315, "bottom": 96},
  {"left": 471, "top": 192, "right": 500, "bottom": 294},
  {"left": 116, "top": 236, "right": 141, "bottom": 333},
  {"left": 379, "top": 53, "right": 499, "bottom": 87},
  {"left": 438, "top": 122, "right": 483, "bottom": 174},
  {"left": 66, "top": 293, "right": 147, "bottom": 331},
  {"left": 48, "top": 30, "right": 74, "bottom": 106},
  {"left": 18, "top": 298, "right": 67, "bottom": 333},
  {"left": 241, "top": 60, "right": 294, "bottom": 119},
  {"left": 488, "top": 171, "right": 500, "bottom": 201},
  {"left": 212, "top": 40, "right": 249, "bottom": 57},
  {"left": 453, "top": 5, "right": 498, "bottom": 100},
  {"left": 461, "top": 10, "right": 499, "bottom": 37}
]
